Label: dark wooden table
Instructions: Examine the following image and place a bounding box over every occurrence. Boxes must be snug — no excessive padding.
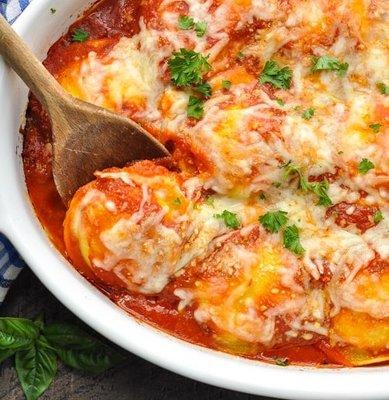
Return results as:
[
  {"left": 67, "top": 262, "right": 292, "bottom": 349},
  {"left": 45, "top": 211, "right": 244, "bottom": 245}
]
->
[{"left": 0, "top": 268, "right": 270, "bottom": 400}]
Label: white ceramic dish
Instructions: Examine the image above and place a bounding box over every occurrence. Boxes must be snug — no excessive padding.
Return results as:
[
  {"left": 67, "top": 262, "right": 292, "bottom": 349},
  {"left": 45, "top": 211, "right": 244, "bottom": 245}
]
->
[{"left": 0, "top": 1, "right": 388, "bottom": 399}]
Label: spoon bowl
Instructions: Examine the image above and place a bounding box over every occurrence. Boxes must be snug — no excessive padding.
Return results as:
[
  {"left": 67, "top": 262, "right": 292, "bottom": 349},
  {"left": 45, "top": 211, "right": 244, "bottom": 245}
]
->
[{"left": 51, "top": 96, "right": 168, "bottom": 204}]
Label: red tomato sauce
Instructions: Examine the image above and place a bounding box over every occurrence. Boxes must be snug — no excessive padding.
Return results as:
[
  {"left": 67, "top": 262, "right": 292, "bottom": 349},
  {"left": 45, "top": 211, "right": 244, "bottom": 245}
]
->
[{"left": 22, "top": 0, "right": 346, "bottom": 366}]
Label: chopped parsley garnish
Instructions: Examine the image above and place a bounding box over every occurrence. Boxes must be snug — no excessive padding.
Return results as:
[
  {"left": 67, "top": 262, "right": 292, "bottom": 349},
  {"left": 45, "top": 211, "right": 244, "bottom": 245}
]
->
[
  {"left": 259, "top": 60, "right": 293, "bottom": 90},
  {"left": 71, "top": 28, "right": 90, "bottom": 43},
  {"left": 258, "top": 192, "right": 266, "bottom": 200},
  {"left": 309, "top": 180, "right": 332, "bottom": 207},
  {"left": 187, "top": 96, "right": 204, "bottom": 119},
  {"left": 259, "top": 211, "right": 288, "bottom": 233},
  {"left": 194, "top": 21, "right": 207, "bottom": 37},
  {"left": 236, "top": 51, "right": 245, "bottom": 60},
  {"left": 282, "top": 161, "right": 309, "bottom": 191},
  {"left": 193, "top": 82, "right": 212, "bottom": 98},
  {"left": 377, "top": 82, "right": 389, "bottom": 95},
  {"left": 358, "top": 158, "right": 374, "bottom": 174},
  {"left": 204, "top": 196, "right": 215, "bottom": 207},
  {"left": 275, "top": 98, "right": 285, "bottom": 106},
  {"left": 283, "top": 225, "right": 305, "bottom": 255},
  {"left": 311, "top": 56, "right": 348, "bottom": 77},
  {"left": 172, "top": 197, "right": 181, "bottom": 207},
  {"left": 50, "top": 8, "right": 56, "bottom": 14},
  {"left": 222, "top": 80, "right": 232, "bottom": 90},
  {"left": 369, "top": 123, "right": 381, "bottom": 133},
  {"left": 214, "top": 210, "right": 240, "bottom": 229},
  {"left": 282, "top": 161, "right": 332, "bottom": 206},
  {"left": 373, "top": 210, "right": 384, "bottom": 224},
  {"left": 178, "top": 15, "right": 195, "bottom": 30},
  {"left": 274, "top": 357, "right": 289, "bottom": 366},
  {"left": 168, "top": 49, "right": 211, "bottom": 87},
  {"left": 178, "top": 16, "right": 207, "bottom": 37},
  {"left": 302, "top": 107, "right": 315, "bottom": 120}
]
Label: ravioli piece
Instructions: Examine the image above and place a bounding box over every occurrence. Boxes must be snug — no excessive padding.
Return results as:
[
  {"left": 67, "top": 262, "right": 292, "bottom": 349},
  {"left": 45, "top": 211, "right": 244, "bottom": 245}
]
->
[
  {"left": 329, "top": 265, "right": 389, "bottom": 365},
  {"left": 176, "top": 226, "right": 309, "bottom": 349},
  {"left": 64, "top": 161, "right": 197, "bottom": 294},
  {"left": 331, "top": 262, "right": 389, "bottom": 319},
  {"left": 58, "top": 34, "right": 164, "bottom": 118},
  {"left": 332, "top": 309, "right": 389, "bottom": 351},
  {"left": 64, "top": 161, "right": 236, "bottom": 294}
]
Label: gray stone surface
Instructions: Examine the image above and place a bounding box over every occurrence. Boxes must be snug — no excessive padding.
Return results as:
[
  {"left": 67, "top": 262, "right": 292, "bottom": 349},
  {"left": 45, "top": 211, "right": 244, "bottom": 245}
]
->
[{"left": 0, "top": 268, "right": 271, "bottom": 400}]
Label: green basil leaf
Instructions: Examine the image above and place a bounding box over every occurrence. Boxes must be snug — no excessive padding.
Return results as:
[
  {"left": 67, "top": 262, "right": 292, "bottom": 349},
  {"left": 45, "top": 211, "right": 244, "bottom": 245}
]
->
[
  {"left": 15, "top": 336, "right": 57, "bottom": 400},
  {"left": 56, "top": 343, "right": 125, "bottom": 374},
  {"left": 44, "top": 322, "right": 98, "bottom": 350},
  {"left": 0, "top": 318, "right": 39, "bottom": 349},
  {"left": 0, "top": 348, "right": 15, "bottom": 364}
]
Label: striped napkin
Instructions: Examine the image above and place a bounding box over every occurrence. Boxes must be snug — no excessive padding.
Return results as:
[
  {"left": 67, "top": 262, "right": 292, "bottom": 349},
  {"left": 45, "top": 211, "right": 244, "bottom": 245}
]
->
[
  {"left": 0, "top": 0, "right": 30, "bottom": 23},
  {"left": 0, "top": 0, "right": 32, "bottom": 303}
]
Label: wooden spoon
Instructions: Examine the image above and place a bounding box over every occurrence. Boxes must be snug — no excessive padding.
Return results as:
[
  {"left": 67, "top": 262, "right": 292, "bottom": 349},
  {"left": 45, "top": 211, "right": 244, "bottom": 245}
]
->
[{"left": 0, "top": 16, "right": 169, "bottom": 206}]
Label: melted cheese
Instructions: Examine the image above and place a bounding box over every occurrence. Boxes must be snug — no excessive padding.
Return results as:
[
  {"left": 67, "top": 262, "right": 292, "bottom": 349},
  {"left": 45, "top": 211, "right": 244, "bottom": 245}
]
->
[{"left": 62, "top": 0, "right": 389, "bottom": 362}]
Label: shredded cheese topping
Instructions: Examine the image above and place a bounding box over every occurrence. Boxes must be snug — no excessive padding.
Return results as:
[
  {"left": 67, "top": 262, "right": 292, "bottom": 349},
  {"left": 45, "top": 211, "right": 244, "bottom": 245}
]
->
[{"left": 62, "top": 0, "right": 389, "bottom": 365}]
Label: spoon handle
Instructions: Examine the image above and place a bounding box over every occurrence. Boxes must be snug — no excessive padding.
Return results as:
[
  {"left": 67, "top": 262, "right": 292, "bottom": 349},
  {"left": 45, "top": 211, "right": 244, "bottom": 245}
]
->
[{"left": 0, "top": 15, "right": 65, "bottom": 110}]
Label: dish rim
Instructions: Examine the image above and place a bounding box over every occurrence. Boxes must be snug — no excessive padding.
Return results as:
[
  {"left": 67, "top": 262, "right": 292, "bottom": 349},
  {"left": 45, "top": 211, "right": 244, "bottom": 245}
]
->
[{"left": 0, "top": 1, "right": 388, "bottom": 399}]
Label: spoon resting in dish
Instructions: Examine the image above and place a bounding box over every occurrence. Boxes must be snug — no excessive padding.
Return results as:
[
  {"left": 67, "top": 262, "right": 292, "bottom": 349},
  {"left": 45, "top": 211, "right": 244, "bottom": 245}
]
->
[{"left": 0, "top": 15, "right": 169, "bottom": 206}]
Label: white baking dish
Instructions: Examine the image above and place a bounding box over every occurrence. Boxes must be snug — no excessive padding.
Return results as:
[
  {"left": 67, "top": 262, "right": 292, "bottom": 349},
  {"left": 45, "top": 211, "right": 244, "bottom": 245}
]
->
[{"left": 0, "top": 1, "right": 388, "bottom": 399}]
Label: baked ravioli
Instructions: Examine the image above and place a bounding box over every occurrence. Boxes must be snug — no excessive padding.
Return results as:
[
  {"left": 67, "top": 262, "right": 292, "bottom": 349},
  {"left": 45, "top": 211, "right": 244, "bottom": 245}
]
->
[{"left": 23, "top": 0, "right": 388, "bottom": 366}]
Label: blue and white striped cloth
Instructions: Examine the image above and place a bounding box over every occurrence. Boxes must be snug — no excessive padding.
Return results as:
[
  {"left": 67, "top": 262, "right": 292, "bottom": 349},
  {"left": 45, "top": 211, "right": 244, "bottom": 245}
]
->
[
  {"left": 0, "top": 0, "right": 32, "bottom": 303},
  {"left": 0, "top": 0, "right": 30, "bottom": 23}
]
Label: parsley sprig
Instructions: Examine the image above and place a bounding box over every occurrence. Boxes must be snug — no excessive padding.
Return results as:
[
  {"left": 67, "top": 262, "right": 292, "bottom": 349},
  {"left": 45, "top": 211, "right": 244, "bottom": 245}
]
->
[
  {"left": 311, "top": 56, "right": 348, "bottom": 77},
  {"left": 0, "top": 316, "right": 125, "bottom": 400},
  {"left": 373, "top": 210, "right": 384, "bottom": 224},
  {"left": 222, "top": 80, "right": 232, "bottom": 90},
  {"left": 259, "top": 60, "right": 293, "bottom": 90},
  {"left": 193, "top": 82, "right": 212, "bottom": 98},
  {"left": 259, "top": 211, "right": 288, "bottom": 233},
  {"left": 71, "top": 28, "right": 89, "bottom": 43},
  {"left": 377, "top": 82, "right": 388, "bottom": 95},
  {"left": 178, "top": 16, "right": 207, "bottom": 37},
  {"left": 302, "top": 107, "right": 315, "bottom": 120},
  {"left": 274, "top": 357, "right": 289, "bottom": 366},
  {"left": 283, "top": 225, "right": 305, "bottom": 255},
  {"left": 178, "top": 15, "right": 194, "bottom": 30},
  {"left": 187, "top": 95, "right": 204, "bottom": 119},
  {"left": 282, "top": 161, "right": 332, "bottom": 206},
  {"left": 214, "top": 210, "right": 240, "bottom": 229},
  {"left": 168, "top": 49, "right": 211, "bottom": 87},
  {"left": 194, "top": 21, "right": 207, "bottom": 37},
  {"left": 168, "top": 49, "right": 212, "bottom": 119},
  {"left": 358, "top": 158, "right": 374, "bottom": 174},
  {"left": 258, "top": 211, "right": 305, "bottom": 255},
  {"left": 369, "top": 123, "right": 381, "bottom": 133}
]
